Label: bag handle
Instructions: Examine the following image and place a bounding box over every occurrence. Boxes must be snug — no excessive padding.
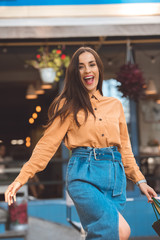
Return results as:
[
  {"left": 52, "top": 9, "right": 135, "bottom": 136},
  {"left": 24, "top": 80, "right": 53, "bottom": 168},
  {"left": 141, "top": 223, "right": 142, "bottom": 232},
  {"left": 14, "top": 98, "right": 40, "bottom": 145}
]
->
[
  {"left": 152, "top": 203, "right": 159, "bottom": 221},
  {"left": 152, "top": 197, "right": 160, "bottom": 207},
  {"left": 152, "top": 197, "right": 160, "bottom": 215}
]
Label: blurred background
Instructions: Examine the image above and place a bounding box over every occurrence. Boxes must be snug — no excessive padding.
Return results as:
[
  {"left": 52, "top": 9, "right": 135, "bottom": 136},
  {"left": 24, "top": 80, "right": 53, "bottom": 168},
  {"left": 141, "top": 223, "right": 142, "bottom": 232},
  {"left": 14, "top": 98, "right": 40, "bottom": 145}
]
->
[{"left": 0, "top": 0, "right": 160, "bottom": 239}]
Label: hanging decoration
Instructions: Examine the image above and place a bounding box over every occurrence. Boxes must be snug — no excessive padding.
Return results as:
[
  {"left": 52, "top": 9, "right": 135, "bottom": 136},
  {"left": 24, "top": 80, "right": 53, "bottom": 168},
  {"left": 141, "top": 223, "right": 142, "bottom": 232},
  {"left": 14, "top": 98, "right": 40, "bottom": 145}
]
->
[
  {"left": 116, "top": 41, "right": 146, "bottom": 101},
  {"left": 26, "top": 46, "right": 70, "bottom": 83}
]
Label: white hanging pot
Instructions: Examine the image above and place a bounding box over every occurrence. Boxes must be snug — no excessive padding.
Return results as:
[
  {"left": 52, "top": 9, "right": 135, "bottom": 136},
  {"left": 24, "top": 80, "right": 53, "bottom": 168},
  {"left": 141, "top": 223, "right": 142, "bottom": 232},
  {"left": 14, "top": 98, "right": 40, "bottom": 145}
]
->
[{"left": 39, "top": 68, "right": 56, "bottom": 83}]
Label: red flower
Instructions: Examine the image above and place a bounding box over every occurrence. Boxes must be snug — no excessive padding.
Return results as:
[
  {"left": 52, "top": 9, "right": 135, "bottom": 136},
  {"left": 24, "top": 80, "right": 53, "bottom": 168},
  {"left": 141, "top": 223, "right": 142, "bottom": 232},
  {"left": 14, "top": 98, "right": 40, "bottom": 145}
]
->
[
  {"left": 36, "top": 54, "right": 41, "bottom": 59},
  {"left": 116, "top": 63, "right": 146, "bottom": 101},
  {"left": 9, "top": 202, "right": 28, "bottom": 224},
  {"left": 56, "top": 50, "right": 62, "bottom": 54},
  {"left": 61, "top": 54, "right": 66, "bottom": 60}
]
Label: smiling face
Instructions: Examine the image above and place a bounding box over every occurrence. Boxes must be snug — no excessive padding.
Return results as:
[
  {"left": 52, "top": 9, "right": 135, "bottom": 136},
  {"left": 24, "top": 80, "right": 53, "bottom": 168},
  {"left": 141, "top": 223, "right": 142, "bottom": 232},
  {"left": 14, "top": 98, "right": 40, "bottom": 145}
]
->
[{"left": 79, "top": 51, "right": 99, "bottom": 95}]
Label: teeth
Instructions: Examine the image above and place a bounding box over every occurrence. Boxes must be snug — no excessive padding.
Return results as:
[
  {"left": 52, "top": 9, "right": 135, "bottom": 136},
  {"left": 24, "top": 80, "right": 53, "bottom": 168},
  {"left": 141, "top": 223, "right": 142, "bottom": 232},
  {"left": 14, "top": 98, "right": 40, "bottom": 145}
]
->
[{"left": 84, "top": 76, "right": 93, "bottom": 80}]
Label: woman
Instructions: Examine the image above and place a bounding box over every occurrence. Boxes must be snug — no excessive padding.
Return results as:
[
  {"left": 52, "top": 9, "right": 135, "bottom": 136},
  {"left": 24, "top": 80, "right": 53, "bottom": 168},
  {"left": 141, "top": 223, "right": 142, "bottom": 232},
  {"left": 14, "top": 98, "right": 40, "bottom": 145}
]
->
[{"left": 5, "top": 47, "right": 157, "bottom": 240}]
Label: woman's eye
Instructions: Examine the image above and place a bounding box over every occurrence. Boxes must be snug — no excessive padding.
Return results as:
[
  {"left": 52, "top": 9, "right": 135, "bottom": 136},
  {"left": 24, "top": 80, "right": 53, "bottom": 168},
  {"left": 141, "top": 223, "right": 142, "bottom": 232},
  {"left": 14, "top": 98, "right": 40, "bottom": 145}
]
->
[
  {"left": 90, "top": 64, "right": 96, "bottom": 67},
  {"left": 79, "top": 65, "right": 83, "bottom": 69}
]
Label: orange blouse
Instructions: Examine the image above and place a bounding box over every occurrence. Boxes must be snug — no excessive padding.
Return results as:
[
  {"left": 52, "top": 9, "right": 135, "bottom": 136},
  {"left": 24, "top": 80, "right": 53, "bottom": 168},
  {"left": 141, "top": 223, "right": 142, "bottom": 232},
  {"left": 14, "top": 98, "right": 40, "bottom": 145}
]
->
[{"left": 15, "top": 89, "right": 145, "bottom": 185}]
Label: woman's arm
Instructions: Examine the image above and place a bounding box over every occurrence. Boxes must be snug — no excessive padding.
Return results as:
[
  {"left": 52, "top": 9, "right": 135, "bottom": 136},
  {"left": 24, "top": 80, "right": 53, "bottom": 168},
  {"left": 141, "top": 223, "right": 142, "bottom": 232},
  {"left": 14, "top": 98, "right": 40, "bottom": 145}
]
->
[
  {"left": 118, "top": 101, "right": 157, "bottom": 201},
  {"left": 5, "top": 112, "right": 72, "bottom": 205}
]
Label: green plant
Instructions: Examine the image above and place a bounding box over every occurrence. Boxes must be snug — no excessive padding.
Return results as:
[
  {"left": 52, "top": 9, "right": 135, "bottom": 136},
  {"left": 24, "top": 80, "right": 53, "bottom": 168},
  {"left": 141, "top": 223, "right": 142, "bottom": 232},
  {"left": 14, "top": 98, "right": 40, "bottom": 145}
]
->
[{"left": 26, "top": 46, "right": 70, "bottom": 81}]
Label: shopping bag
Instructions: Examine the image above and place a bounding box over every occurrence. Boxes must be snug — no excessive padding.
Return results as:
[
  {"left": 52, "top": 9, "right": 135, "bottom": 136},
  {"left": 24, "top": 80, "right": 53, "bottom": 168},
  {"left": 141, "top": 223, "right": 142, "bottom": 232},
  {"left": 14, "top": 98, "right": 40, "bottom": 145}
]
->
[{"left": 152, "top": 197, "right": 160, "bottom": 237}]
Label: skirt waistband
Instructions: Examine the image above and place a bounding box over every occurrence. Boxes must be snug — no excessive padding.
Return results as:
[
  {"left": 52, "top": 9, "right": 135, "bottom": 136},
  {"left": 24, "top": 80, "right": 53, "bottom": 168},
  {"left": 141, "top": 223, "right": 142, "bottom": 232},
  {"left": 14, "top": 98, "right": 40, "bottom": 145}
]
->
[{"left": 72, "top": 146, "right": 121, "bottom": 162}]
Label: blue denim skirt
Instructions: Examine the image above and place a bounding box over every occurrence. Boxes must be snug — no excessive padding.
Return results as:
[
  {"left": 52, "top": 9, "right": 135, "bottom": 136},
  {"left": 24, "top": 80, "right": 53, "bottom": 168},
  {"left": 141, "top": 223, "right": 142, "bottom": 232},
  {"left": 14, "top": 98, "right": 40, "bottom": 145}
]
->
[{"left": 66, "top": 146, "right": 127, "bottom": 240}]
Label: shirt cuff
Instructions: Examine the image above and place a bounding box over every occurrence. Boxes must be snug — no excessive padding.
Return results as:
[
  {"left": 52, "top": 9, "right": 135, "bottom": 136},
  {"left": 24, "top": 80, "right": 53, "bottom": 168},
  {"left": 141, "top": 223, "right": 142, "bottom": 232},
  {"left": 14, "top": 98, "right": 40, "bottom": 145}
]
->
[{"left": 136, "top": 179, "right": 147, "bottom": 186}]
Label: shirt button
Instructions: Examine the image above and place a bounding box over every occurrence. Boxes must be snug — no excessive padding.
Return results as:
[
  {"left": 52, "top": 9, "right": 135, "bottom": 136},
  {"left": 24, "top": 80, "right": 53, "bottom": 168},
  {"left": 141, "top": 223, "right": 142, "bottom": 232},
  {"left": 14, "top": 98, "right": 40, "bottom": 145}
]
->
[
  {"left": 102, "top": 134, "right": 104, "bottom": 137},
  {"left": 99, "top": 118, "right": 102, "bottom": 121}
]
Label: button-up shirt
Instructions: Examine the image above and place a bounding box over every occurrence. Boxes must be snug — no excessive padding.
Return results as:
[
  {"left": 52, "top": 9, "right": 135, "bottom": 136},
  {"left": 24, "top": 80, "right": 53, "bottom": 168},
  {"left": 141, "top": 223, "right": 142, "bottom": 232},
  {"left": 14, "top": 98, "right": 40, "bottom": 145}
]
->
[{"left": 15, "top": 89, "right": 145, "bottom": 185}]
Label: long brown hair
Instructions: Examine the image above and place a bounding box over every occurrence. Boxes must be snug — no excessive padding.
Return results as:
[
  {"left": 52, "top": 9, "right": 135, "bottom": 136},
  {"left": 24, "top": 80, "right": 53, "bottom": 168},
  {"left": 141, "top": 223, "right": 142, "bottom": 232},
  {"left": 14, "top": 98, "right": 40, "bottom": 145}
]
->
[{"left": 45, "top": 46, "right": 104, "bottom": 128}]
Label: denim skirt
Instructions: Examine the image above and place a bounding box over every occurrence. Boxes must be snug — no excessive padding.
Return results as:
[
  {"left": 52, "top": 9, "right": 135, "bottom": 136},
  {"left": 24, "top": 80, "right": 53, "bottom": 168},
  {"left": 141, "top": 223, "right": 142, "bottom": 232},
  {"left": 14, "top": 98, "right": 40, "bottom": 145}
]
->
[{"left": 66, "top": 146, "right": 127, "bottom": 240}]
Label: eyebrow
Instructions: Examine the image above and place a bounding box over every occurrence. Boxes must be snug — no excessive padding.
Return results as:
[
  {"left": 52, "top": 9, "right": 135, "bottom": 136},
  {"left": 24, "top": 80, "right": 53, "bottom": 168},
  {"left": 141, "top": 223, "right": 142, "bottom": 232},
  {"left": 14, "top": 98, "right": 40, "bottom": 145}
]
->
[{"left": 79, "top": 60, "right": 96, "bottom": 65}]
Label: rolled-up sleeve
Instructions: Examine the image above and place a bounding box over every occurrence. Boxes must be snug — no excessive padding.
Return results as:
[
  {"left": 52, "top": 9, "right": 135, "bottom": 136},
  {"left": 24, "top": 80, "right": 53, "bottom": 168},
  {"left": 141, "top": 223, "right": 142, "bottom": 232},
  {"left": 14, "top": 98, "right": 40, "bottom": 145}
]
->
[
  {"left": 118, "top": 101, "right": 145, "bottom": 184},
  {"left": 15, "top": 113, "right": 72, "bottom": 186}
]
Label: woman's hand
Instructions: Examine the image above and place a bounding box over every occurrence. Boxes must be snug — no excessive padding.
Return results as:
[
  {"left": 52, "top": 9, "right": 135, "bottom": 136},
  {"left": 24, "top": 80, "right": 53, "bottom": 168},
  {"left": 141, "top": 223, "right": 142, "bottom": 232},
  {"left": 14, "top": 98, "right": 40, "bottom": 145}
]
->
[
  {"left": 5, "top": 181, "right": 22, "bottom": 206},
  {"left": 138, "top": 182, "right": 157, "bottom": 202}
]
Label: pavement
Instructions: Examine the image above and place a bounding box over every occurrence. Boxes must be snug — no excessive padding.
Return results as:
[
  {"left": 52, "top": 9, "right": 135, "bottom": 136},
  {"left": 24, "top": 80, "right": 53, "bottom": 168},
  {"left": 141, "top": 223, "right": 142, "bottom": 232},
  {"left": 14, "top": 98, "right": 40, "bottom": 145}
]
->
[
  {"left": 0, "top": 208, "right": 159, "bottom": 240},
  {"left": 27, "top": 217, "right": 81, "bottom": 240},
  {"left": 26, "top": 217, "right": 159, "bottom": 240}
]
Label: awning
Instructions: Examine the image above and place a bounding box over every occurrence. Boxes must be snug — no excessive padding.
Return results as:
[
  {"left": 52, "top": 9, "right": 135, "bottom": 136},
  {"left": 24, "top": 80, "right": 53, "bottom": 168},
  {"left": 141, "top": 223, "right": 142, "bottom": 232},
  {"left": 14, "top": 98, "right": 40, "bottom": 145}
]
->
[{"left": 0, "top": 16, "right": 160, "bottom": 39}]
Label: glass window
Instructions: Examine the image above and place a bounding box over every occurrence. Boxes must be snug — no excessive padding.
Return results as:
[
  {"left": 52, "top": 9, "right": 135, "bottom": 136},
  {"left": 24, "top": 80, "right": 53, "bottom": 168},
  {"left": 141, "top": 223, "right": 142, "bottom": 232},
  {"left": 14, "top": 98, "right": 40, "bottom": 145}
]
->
[
  {"left": 102, "top": 79, "right": 130, "bottom": 123},
  {"left": 102, "top": 79, "right": 135, "bottom": 192}
]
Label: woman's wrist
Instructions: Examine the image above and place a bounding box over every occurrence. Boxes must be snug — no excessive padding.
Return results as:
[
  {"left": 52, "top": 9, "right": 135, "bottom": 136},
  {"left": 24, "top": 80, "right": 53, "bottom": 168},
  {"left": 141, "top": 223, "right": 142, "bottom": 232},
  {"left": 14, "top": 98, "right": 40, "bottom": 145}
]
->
[{"left": 136, "top": 179, "right": 147, "bottom": 186}]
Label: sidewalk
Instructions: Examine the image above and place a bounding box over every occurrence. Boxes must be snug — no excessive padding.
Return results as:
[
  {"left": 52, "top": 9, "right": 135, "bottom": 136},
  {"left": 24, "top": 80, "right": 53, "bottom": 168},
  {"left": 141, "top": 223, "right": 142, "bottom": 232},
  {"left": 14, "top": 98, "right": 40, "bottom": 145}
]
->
[
  {"left": 27, "top": 217, "right": 80, "bottom": 240},
  {"left": 27, "top": 217, "right": 159, "bottom": 240}
]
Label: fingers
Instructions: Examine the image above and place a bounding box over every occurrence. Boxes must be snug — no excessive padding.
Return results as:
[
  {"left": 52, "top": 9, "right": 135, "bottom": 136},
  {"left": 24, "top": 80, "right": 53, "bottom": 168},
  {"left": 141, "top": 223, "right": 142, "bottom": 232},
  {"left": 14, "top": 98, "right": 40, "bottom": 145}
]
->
[
  {"left": 151, "top": 188, "right": 158, "bottom": 198},
  {"left": 146, "top": 187, "right": 157, "bottom": 203},
  {"left": 6, "top": 185, "right": 15, "bottom": 206},
  {"left": 5, "top": 184, "right": 13, "bottom": 205},
  {"left": 139, "top": 183, "right": 158, "bottom": 203},
  {"left": 5, "top": 182, "right": 21, "bottom": 206},
  {"left": 145, "top": 191, "right": 153, "bottom": 203}
]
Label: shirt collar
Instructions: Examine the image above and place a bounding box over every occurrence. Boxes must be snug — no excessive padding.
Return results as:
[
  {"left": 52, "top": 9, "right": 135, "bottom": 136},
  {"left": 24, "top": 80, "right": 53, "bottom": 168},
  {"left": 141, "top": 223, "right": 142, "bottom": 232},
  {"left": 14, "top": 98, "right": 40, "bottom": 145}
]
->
[{"left": 89, "top": 89, "right": 103, "bottom": 102}]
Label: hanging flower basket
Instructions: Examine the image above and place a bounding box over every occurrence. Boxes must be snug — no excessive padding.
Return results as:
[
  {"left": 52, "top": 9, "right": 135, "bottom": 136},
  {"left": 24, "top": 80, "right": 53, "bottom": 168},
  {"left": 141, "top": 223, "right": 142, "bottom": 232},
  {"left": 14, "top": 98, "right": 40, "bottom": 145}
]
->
[
  {"left": 39, "top": 68, "right": 56, "bottom": 84},
  {"left": 26, "top": 46, "right": 70, "bottom": 83},
  {"left": 116, "top": 63, "right": 146, "bottom": 101}
]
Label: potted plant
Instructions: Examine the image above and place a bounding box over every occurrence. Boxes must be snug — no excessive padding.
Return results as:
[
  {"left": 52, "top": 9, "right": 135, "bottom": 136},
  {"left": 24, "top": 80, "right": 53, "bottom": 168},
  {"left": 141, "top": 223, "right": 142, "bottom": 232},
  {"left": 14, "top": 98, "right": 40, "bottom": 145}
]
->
[
  {"left": 26, "top": 46, "right": 70, "bottom": 83},
  {"left": 116, "top": 63, "right": 146, "bottom": 102}
]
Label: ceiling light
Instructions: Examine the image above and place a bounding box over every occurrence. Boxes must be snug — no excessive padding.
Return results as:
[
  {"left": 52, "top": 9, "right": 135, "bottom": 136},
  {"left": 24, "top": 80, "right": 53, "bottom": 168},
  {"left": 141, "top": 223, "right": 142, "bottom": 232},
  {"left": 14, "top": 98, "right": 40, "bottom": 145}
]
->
[
  {"left": 145, "top": 80, "right": 157, "bottom": 95},
  {"left": 17, "top": 139, "right": 24, "bottom": 145},
  {"left": 26, "top": 137, "right": 31, "bottom": 141},
  {"left": 41, "top": 84, "right": 52, "bottom": 89},
  {"left": 108, "top": 59, "right": 113, "bottom": 66},
  {"left": 2, "top": 48, "right": 7, "bottom": 53},
  {"left": 32, "top": 113, "right": 38, "bottom": 119},
  {"left": 150, "top": 56, "right": 156, "bottom": 64},
  {"left": 11, "top": 140, "right": 17, "bottom": 145},
  {"left": 36, "top": 106, "right": 41, "bottom": 112},
  {"left": 26, "top": 84, "right": 37, "bottom": 99},
  {"left": 35, "top": 81, "right": 45, "bottom": 95},
  {"left": 26, "top": 142, "right": 31, "bottom": 147},
  {"left": 29, "top": 118, "right": 34, "bottom": 124}
]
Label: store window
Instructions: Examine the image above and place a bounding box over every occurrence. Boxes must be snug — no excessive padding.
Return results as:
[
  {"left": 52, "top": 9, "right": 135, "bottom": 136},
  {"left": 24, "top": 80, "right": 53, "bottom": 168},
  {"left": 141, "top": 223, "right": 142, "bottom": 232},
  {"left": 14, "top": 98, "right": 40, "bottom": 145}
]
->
[
  {"left": 102, "top": 79, "right": 134, "bottom": 192},
  {"left": 139, "top": 99, "right": 160, "bottom": 194},
  {"left": 102, "top": 79, "right": 130, "bottom": 123}
]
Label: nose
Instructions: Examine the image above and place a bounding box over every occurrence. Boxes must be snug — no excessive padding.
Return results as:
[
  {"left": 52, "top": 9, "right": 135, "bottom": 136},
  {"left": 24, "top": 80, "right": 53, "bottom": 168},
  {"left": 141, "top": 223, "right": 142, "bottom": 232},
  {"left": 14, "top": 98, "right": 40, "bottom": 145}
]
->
[{"left": 85, "top": 66, "right": 91, "bottom": 73}]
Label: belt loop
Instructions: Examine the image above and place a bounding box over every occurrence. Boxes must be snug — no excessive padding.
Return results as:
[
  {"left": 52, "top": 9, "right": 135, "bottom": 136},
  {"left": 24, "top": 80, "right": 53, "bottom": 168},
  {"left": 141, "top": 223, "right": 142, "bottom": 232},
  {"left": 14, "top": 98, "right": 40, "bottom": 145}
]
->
[
  {"left": 93, "top": 148, "right": 97, "bottom": 160},
  {"left": 108, "top": 147, "right": 115, "bottom": 161},
  {"left": 88, "top": 150, "right": 92, "bottom": 162}
]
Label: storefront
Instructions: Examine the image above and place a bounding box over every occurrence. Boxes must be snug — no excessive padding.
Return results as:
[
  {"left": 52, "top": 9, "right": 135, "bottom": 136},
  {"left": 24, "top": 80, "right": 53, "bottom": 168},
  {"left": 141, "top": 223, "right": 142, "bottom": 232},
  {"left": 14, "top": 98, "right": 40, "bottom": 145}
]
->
[{"left": 0, "top": 0, "right": 160, "bottom": 237}]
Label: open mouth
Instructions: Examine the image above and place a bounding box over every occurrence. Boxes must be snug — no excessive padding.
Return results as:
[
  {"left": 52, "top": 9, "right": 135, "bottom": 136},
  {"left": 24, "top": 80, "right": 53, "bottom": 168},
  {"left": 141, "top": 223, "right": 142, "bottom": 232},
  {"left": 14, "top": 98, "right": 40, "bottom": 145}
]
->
[{"left": 84, "top": 76, "right": 94, "bottom": 85}]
